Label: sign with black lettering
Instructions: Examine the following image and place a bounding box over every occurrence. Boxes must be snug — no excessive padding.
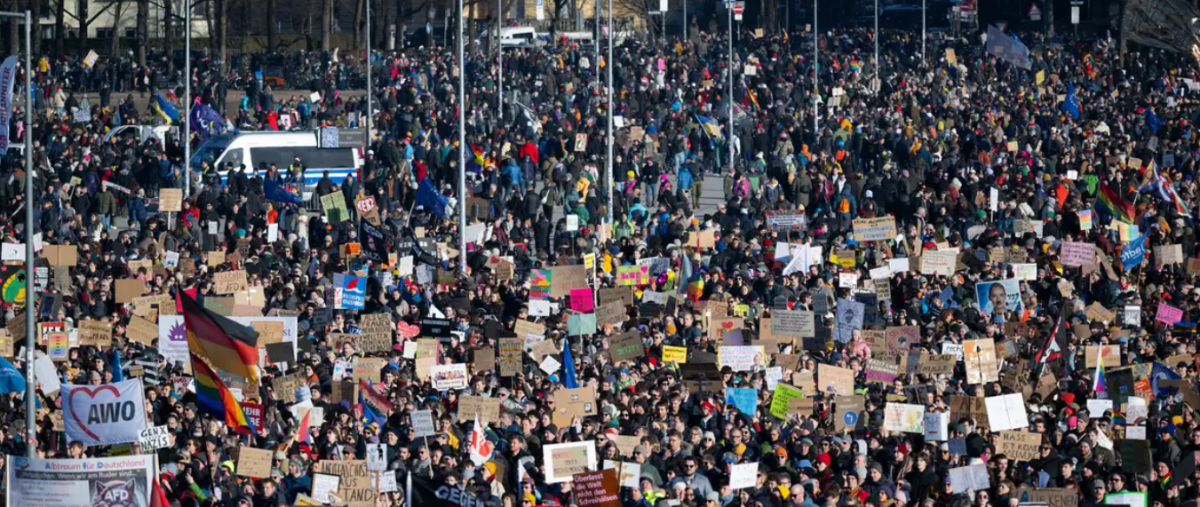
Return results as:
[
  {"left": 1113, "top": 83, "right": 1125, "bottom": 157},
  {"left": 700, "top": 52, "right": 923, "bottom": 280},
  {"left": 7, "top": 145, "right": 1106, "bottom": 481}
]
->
[{"left": 62, "top": 379, "right": 148, "bottom": 445}]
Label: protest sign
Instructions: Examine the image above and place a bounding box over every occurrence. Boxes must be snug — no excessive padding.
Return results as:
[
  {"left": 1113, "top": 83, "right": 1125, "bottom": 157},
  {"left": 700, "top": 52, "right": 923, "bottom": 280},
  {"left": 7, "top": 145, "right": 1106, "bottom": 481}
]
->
[
  {"left": 985, "top": 393, "right": 1029, "bottom": 431},
  {"left": 544, "top": 441, "right": 598, "bottom": 483},
  {"left": 729, "top": 463, "right": 759, "bottom": 489},
  {"left": 458, "top": 396, "right": 502, "bottom": 425},
  {"left": 1062, "top": 242, "right": 1095, "bottom": 266},
  {"left": 853, "top": 217, "right": 898, "bottom": 242},
  {"left": 772, "top": 310, "right": 815, "bottom": 337},
  {"left": 573, "top": 469, "right": 620, "bottom": 507},
  {"left": 769, "top": 383, "right": 805, "bottom": 419},
  {"left": 882, "top": 403, "right": 926, "bottom": 433},
  {"left": 963, "top": 339, "right": 999, "bottom": 384},
  {"left": 996, "top": 431, "right": 1042, "bottom": 461},
  {"left": 718, "top": 345, "right": 765, "bottom": 371},
  {"left": 6, "top": 455, "right": 155, "bottom": 507},
  {"left": 818, "top": 364, "right": 855, "bottom": 395},
  {"left": 237, "top": 446, "right": 274, "bottom": 478},
  {"left": 138, "top": 425, "right": 172, "bottom": 450},
  {"left": 62, "top": 379, "right": 147, "bottom": 445}
]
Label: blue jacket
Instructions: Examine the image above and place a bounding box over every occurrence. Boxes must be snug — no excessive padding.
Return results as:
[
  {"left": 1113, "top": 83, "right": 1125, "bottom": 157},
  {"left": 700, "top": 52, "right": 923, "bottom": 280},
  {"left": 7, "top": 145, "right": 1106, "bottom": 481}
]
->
[{"left": 502, "top": 162, "right": 522, "bottom": 189}]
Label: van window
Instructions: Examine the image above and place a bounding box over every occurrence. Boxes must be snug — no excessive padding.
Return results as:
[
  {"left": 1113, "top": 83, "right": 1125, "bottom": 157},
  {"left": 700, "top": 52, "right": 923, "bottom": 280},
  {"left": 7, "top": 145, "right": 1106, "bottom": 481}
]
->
[
  {"left": 250, "top": 147, "right": 355, "bottom": 172},
  {"left": 216, "top": 148, "right": 244, "bottom": 169}
]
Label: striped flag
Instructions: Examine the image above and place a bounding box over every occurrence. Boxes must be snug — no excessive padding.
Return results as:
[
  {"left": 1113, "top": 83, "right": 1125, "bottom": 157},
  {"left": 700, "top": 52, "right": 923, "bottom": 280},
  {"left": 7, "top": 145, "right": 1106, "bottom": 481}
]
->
[
  {"left": 179, "top": 291, "right": 259, "bottom": 386},
  {"left": 190, "top": 352, "right": 255, "bottom": 433}
]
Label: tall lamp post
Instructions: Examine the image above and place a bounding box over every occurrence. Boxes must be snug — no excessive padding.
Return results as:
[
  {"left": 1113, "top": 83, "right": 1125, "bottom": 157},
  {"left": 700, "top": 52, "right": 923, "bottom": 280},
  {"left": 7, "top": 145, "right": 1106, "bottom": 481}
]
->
[
  {"left": 0, "top": 9, "right": 35, "bottom": 459},
  {"left": 184, "top": 0, "right": 191, "bottom": 196},
  {"left": 457, "top": 0, "right": 466, "bottom": 271}
]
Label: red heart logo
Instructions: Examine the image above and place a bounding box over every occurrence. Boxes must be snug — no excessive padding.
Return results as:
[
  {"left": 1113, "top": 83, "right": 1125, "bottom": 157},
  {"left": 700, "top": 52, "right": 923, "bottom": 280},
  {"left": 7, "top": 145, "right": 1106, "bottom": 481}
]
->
[
  {"left": 721, "top": 321, "right": 734, "bottom": 330},
  {"left": 68, "top": 385, "right": 122, "bottom": 441},
  {"left": 397, "top": 322, "right": 421, "bottom": 339}
]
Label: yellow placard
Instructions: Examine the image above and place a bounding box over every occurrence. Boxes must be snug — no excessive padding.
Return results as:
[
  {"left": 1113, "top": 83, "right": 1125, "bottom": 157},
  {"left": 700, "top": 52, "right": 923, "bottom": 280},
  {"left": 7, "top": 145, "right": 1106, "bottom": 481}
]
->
[{"left": 662, "top": 346, "right": 688, "bottom": 364}]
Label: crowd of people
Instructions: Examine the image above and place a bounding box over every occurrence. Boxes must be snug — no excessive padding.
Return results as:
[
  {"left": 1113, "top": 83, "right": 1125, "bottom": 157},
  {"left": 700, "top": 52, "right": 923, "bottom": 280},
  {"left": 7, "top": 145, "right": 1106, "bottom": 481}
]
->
[{"left": 0, "top": 13, "right": 1197, "bottom": 507}]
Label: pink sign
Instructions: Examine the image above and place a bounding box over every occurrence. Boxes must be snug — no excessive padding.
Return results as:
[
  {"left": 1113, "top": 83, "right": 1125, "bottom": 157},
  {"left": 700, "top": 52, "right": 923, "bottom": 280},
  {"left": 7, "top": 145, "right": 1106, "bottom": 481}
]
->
[
  {"left": 570, "top": 288, "right": 594, "bottom": 313},
  {"left": 1156, "top": 304, "right": 1183, "bottom": 326}
]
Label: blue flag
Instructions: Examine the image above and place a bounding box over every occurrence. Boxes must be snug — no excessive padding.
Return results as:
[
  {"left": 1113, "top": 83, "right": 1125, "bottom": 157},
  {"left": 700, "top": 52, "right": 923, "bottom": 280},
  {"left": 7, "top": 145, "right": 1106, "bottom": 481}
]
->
[
  {"left": 0, "top": 356, "right": 25, "bottom": 394},
  {"left": 1062, "top": 83, "right": 1081, "bottom": 119},
  {"left": 190, "top": 102, "right": 225, "bottom": 142},
  {"left": 1152, "top": 361, "right": 1183, "bottom": 399},
  {"left": 1121, "top": 234, "right": 1147, "bottom": 271},
  {"left": 264, "top": 179, "right": 304, "bottom": 205},
  {"left": 562, "top": 341, "right": 580, "bottom": 389},
  {"left": 416, "top": 179, "right": 448, "bottom": 217},
  {"left": 111, "top": 349, "right": 123, "bottom": 382}
]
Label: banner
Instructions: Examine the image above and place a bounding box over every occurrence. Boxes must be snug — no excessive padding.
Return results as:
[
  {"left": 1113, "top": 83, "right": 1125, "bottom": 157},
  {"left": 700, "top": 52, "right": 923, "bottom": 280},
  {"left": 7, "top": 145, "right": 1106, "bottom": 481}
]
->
[
  {"left": 62, "top": 379, "right": 147, "bottom": 445},
  {"left": 0, "top": 56, "right": 16, "bottom": 155},
  {"left": 7, "top": 454, "right": 156, "bottom": 507},
  {"left": 409, "top": 476, "right": 489, "bottom": 507}
]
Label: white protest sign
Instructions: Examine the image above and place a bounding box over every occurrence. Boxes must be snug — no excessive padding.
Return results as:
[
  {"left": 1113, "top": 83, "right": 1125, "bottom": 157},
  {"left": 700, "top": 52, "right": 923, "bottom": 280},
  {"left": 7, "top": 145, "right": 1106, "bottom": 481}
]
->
[{"left": 138, "top": 425, "right": 172, "bottom": 450}]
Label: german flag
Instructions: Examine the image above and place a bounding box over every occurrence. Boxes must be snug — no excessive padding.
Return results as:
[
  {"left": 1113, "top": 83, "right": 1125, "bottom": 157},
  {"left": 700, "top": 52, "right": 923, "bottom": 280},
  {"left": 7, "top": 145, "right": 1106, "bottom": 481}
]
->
[
  {"left": 190, "top": 352, "right": 255, "bottom": 433},
  {"left": 179, "top": 291, "right": 259, "bottom": 386}
]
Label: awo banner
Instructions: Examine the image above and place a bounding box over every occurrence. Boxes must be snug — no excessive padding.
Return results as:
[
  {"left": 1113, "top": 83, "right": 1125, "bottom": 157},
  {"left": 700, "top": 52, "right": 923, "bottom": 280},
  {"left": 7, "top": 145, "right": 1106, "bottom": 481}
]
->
[
  {"left": 62, "top": 379, "right": 147, "bottom": 445},
  {"left": 7, "top": 454, "right": 156, "bottom": 507}
]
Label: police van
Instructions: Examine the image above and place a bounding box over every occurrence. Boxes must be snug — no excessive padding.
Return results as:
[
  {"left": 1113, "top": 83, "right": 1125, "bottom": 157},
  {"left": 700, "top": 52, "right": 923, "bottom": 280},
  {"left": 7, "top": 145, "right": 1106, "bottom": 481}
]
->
[{"left": 190, "top": 131, "right": 362, "bottom": 197}]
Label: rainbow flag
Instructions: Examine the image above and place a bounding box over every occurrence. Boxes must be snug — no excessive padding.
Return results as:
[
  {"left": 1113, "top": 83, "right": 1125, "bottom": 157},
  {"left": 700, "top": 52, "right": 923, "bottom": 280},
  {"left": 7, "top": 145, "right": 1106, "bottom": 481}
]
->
[
  {"left": 179, "top": 292, "right": 260, "bottom": 386},
  {"left": 190, "top": 353, "right": 255, "bottom": 433},
  {"left": 849, "top": 60, "right": 862, "bottom": 72},
  {"left": 1096, "top": 183, "right": 1136, "bottom": 224}
]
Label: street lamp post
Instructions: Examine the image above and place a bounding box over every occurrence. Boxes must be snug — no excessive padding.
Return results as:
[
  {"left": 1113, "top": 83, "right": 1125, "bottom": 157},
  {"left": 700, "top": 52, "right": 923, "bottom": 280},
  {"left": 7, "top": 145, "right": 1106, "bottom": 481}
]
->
[
  {"left": 366, "top": 0, "right": 372, "bottom": 139},
  {"left": 727, "top": 2, "right": 733, "bottom": 172},
  {"left": 185, "top": 0, "right": 191, "bottom": 196},
  {"left": 605, "top": 0, "right": 613, "bottom": 231},
  {"left": 457, "top": 0, "right": 466, "bottom": 271},
  {"left": 0, "top": 9, "right": 35, "bottom": 459}
]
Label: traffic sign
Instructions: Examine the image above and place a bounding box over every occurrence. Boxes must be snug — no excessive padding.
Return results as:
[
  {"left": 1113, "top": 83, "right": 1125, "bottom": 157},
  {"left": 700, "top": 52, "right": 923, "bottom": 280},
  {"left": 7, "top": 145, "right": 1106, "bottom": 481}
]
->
[
  {"left": 1028, "top": 2, "right": 1041, "bottom": 21},
  {"left": 732, "top": 1, "right": 744, "bottom": 20}
]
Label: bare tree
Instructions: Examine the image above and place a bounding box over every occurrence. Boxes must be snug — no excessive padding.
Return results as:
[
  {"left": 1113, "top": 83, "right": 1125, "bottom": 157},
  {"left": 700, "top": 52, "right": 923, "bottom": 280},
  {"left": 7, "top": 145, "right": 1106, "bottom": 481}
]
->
[
  {"left": 111, "top": 0, "right": 129, "bottom": 55},
  {"left": 54, "top": 0, "right": 63, "bottom": 57},
  {"left": 164, "top": 0, "right": 173, "bottom": 73},
  {"left": 31, "top": 0, "right": 40, "bottom": 56},
  {"left": 266, "top": 0, "right": 275, "bottom": 50},
  {"left": 137, "top": 0, "right": 148, "bottom": 66},
  {"left": 321, "top": 0, "right": 331, "bottom": 49}
]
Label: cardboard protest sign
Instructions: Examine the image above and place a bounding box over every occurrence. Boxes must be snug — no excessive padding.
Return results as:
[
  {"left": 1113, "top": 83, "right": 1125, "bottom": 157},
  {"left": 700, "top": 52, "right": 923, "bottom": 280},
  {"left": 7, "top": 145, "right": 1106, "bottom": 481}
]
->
[
  {"left": 458, "top": 395, "right": 501, "bottom": 425},
  {"left": 818, "top": 364, "right": 855, "bottom": 395},
  {"left": 213, "top": 270, "right": 249, "bottom": 294},
  {"left": 1085, "top": 345, "right": 1121, "bottom": 368},
  {"left": 237, "top": 446, "right": 274, "bottom": 478},
  {"left": 996, "top": 431, "right": 1042, "bottom": 461},
  {"left": 852, "top": 217, "right": 897, "bottom": 242},
  {"left": 963, "top": 339, "right": 999, "bottom": 384}
]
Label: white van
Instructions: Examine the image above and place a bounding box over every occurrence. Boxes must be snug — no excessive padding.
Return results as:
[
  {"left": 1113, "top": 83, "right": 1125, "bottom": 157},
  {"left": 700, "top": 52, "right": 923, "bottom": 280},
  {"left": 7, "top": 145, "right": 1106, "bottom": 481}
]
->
[
  {"left": 498, "top": 27, "right": 541, "bottom": 47},
  {"left": 190, "top": 131, "right": 362, "bottom": 192}
]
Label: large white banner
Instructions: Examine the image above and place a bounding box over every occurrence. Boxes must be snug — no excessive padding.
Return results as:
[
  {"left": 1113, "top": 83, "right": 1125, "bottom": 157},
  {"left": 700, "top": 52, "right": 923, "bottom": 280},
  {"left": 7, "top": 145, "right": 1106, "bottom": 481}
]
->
[
  {"left": 62, "top": 379, "right": 147, "bottom": 445},
  {"left": 7, "top": 454, "right": 156, "bottom": 507},
  {"left": 0, "top": 56, "right": 16, "bottom": 155}
]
